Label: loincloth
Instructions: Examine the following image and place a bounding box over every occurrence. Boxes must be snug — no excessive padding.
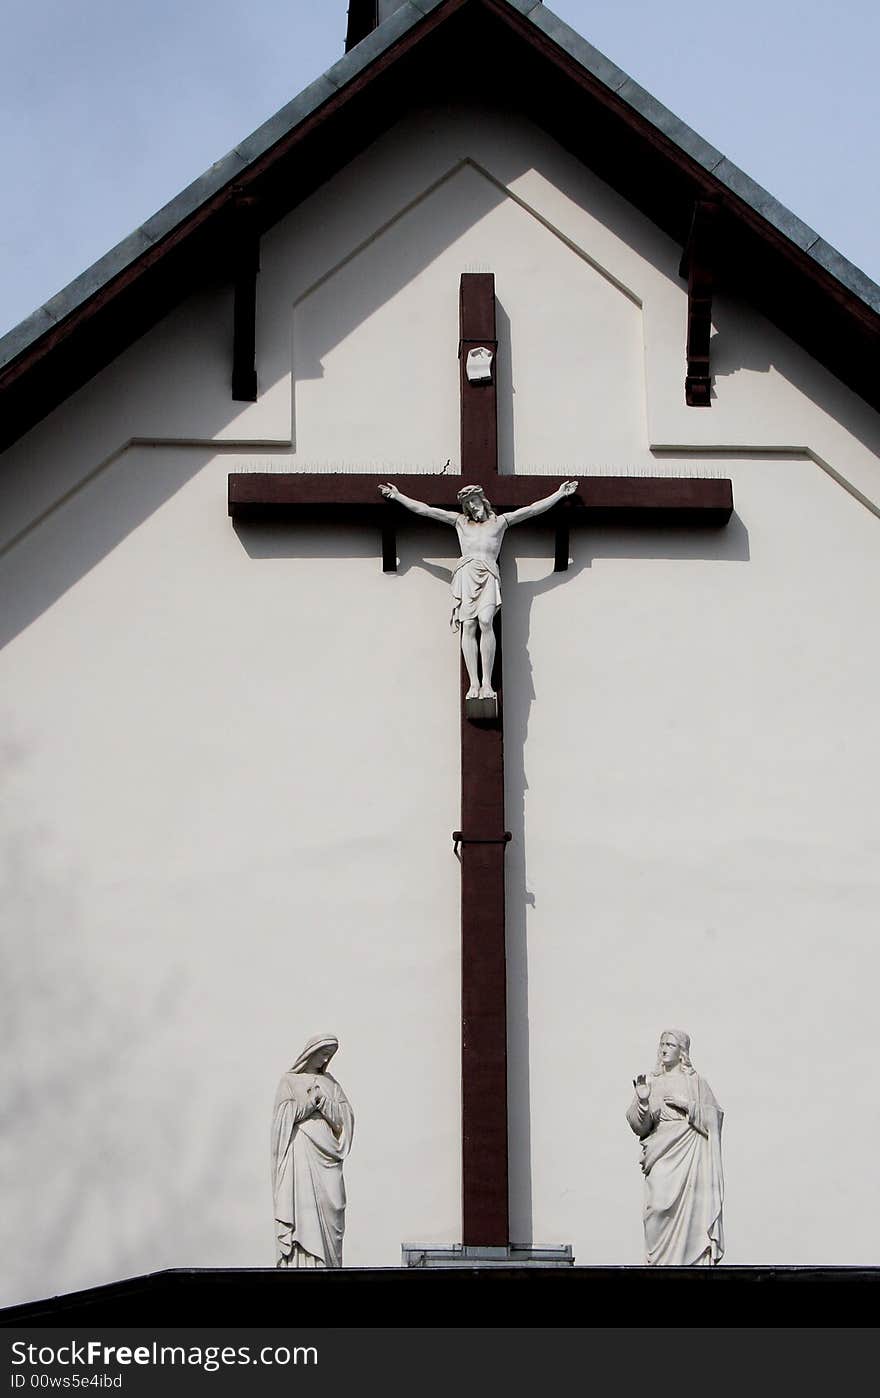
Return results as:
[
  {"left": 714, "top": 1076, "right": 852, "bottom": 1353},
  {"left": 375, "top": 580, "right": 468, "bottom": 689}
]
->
[{"left": 450, "top": 556, "right": 501, "bottom": 630}]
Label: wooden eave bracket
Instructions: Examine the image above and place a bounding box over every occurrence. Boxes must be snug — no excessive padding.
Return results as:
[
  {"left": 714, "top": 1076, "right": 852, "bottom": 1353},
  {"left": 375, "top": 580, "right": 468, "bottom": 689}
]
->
[
  {"left": 680, "top": 200, "right": 720, "bottom": 407},
  {"left": 231, "top": 194, "right": 261, "bottom": 402}
]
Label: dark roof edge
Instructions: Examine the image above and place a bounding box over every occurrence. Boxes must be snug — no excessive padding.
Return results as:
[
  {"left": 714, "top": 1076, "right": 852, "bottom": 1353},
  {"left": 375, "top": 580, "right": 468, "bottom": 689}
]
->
[{"left": 1, "top": 0, "right": 878, "bottom": 376}]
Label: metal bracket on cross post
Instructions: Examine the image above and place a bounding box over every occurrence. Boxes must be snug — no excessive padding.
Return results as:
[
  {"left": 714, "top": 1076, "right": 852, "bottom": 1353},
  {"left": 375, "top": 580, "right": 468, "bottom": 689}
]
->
[{"left": 452, "top": 830, "right": 511, "bottom": 859}]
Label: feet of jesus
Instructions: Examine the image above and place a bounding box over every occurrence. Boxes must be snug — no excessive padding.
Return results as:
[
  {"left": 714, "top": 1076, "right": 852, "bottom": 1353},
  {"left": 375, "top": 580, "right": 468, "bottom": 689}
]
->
[
  {"left": 466, "top": 685, "right": 481, "bottom": 699},
  {"left": 478, "top": 685, "right": 496, "bottom": 700}
]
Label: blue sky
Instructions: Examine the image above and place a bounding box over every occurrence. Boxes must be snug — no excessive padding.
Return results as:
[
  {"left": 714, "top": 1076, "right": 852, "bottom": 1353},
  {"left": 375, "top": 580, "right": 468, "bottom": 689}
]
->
[{"left": 2, "top": 0, "right": 877, "bottom": 338}]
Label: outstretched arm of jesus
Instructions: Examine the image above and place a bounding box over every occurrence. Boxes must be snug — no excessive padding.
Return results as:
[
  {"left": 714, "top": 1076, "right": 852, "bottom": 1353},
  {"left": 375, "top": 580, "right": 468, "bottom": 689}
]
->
[
  {"left": 503, "top": 480, "right": 578, "bottom": 527},
  {"left": 379, "top": 482, "right": 459, "bottom": 525}
]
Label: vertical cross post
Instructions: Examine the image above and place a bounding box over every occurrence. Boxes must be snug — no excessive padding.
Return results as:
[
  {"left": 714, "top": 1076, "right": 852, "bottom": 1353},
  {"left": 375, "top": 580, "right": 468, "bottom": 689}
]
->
[{"left": 458, "top": 273, "right": 509, "bottom": 1246}]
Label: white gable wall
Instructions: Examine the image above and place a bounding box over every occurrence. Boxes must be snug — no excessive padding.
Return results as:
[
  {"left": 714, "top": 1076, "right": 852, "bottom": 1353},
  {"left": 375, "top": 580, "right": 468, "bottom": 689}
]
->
[{"left": 1, "top": 99, "right": 879, "bottom": 1304}]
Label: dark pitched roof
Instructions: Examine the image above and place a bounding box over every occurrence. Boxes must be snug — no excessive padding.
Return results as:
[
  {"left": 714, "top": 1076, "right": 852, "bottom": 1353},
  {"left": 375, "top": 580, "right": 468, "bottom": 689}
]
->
[{"left": 2, "top": 0, "right": 878, "bottom": 449}]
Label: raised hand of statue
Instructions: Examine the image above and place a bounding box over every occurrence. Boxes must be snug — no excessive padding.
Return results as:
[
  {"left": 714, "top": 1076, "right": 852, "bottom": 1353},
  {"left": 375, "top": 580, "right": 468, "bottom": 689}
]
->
[
  {"left": 379, "top": 483, "right": 401, "bottom": 502},
  {"left": 559, "top": 480, "right": 578, "bottom": 497},
  {"left": 633, "top": 1074, "right": 650, "bottom": 1104}
]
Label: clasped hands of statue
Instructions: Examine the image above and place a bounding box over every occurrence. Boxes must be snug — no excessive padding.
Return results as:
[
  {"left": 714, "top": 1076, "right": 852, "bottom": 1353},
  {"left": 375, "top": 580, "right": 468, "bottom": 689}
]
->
[
  {"left": 304, "top": 1081, "right": 329, "bottom": 1116},
  {"left": 633, "top": 1073, "right": 689, "bottom": 1117}
]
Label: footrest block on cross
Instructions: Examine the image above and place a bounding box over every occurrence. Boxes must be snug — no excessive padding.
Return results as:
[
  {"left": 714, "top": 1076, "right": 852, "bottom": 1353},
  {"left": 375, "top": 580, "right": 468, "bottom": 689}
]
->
[{"left": 465, "top": 695, "right": 499, "bottom": 724}]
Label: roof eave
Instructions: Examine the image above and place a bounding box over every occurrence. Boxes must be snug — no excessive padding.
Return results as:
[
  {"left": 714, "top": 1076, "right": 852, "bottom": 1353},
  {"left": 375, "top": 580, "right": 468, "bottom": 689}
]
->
[{"left": 1, "top": 0, "right": 878, "bottom": 448}]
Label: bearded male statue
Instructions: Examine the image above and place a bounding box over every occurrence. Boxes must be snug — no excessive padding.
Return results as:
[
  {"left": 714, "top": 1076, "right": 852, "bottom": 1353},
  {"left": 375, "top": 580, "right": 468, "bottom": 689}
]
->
[
  {"left": 626, "top": 1029, "right": 724, "bottom": 1266},
  {"left": 379, "top": 479, "right": 576, "bottom": 699}
]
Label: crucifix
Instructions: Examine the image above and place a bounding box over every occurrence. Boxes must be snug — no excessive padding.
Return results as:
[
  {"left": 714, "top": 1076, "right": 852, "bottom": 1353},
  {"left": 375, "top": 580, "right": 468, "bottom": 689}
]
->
[{"left": 228, "top": 272, "right": 732, "bottom": 1252}]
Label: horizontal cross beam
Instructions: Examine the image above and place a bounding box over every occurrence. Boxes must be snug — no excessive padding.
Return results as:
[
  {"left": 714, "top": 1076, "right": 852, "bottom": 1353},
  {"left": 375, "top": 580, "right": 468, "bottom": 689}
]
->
[
  {"left": 229, "top": 473, "right": 733, "bottom": 570},
  {"left": 229, "top": 471, "right": 732, "bottom": 520}
]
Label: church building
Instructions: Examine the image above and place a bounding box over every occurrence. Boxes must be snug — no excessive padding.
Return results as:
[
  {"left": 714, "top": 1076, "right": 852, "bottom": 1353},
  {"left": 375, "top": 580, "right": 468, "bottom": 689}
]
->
[{"left": 2, "top": 0, "right": 879, "bottom": 1317}]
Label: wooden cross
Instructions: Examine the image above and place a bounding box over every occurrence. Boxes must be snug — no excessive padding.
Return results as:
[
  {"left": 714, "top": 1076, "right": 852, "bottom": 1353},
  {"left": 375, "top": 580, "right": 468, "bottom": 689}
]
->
[{"left": 229, "top": 273, "right": 732, "bottom": 1249}]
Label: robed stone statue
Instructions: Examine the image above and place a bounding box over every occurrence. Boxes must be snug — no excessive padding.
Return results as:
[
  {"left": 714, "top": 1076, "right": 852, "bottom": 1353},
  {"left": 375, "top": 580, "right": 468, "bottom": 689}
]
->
[
  {"left": 627, "top": 1029, "right": 724, "bottom": 1266},
  {"left": 379, "top": 479, "right": 577, "bottom": 699},
  {"left": 271, "top": 1034, "right": 354, "bottom": 1268}
]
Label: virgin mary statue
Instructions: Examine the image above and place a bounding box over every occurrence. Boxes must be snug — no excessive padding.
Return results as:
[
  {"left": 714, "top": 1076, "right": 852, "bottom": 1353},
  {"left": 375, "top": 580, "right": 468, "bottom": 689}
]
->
[
  {"left": 271, "top": 1034, "right": 355, "bottom": 1268},
  {"left": 626, "top": 1029, "right": 724, "bottom": 1266}
]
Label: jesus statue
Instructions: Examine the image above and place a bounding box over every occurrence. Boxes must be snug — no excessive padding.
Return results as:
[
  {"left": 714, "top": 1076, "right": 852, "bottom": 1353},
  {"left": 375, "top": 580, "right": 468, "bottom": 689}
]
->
[
  {"left": 379, "top": 479, "right": 577, "bottom": 699},
  {"left": 626, "top": 1029, "right": 724, "bottom": 1267}
]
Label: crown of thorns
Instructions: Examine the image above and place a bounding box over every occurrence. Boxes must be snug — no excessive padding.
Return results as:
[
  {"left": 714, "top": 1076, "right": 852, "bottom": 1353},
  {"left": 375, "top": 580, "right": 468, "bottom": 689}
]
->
[{"left": 457, "top": 485, "right": 487, "bottom": 505}]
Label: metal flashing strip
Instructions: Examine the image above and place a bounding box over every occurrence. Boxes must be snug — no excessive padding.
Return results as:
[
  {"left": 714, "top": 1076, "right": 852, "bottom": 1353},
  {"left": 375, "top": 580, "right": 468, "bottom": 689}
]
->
[{"left": 402, "top": 1244, "right": 575, "bottom": 1267}]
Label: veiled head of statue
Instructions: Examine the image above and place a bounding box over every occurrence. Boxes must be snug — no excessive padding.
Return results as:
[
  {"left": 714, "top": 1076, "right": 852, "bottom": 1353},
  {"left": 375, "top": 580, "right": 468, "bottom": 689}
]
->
[{"left": 291, "top": 1034, "right": 338, "bottom": 1074}]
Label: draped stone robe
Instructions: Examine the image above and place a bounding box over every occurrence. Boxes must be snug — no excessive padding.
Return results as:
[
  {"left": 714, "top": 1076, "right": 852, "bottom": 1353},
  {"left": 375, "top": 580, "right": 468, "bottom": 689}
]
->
[
  {"left": 626, "top": 1067, "right": 724, "bottom": 1267},
  {"left": 271, "top": 1070, "right": 355, "bottom": 1268}
]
